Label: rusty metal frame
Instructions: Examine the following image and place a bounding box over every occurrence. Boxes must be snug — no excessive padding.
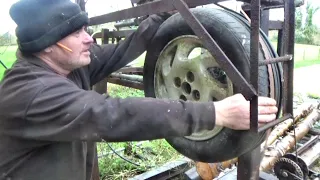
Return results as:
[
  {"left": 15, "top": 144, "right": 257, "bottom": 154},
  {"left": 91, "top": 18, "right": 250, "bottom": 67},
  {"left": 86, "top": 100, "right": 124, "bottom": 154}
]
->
[{"left": 87, "top": 0, "right": 297, "bottom": 179}]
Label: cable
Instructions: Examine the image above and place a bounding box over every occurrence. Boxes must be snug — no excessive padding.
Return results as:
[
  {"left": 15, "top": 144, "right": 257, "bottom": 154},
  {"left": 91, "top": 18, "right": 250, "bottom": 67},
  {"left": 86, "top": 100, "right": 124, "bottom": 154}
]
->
[
  {"left": 106, "top": 143, "right": 153, "bottom": 169},
  {"left": 0, "top": 60, "right": 7, "bottom": 69},
  {"left": 293, "top": 122, "right": 299, "bottom": 163}
]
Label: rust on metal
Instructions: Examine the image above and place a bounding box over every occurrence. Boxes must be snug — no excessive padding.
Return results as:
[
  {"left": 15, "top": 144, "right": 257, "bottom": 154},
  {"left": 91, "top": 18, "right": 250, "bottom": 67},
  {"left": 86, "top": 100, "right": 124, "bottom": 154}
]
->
[
  {"left": 171, "top": 0, "right": 257, "bottom": 100},
  {"left": 259, "top": 55, "right": 292, "bottom": 66},
  {"left": 89, "top": 0, "right": 221, "bottom": 26},
  {"left": 115, "top": 67, "right": 143, "bottom": 75},
  {"left": 107, "top": 77, "right": 144, "bottom": 90},
  {"left": 258, "top": 114, "right": 292, "bottom": 133},
  {"left": 282, "top": 0, "right": 295, "bottom": 116},
  {"left": 92, "top": 30, "right": 136, "bottom": 39},
  {"left": 109, "top": 73, "right": 143, "bottom": 83},
  {"left": 248, "top": 0, "right": 261, "bottom": 133}
]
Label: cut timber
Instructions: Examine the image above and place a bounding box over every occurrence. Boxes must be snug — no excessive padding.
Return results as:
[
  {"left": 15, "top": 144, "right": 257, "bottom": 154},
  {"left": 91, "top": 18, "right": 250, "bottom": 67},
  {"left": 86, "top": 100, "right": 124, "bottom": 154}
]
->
[
  {"left": 261, "top": 103, "right": 314, "bottom": 147},
  {"left": 195, "top": 158, "right": 238, "bottom": 180},
  {"left": 260, "top": 108, "right": 320, "bottom": 172},
  {"left": 194, "top": 103, "right": 315, "bottom": 179}
]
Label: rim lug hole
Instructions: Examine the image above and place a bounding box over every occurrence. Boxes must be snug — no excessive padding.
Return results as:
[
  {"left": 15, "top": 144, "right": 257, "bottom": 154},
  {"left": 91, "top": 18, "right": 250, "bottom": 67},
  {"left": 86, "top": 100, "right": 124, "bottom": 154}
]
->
[
  {"left": 192, "top": 90, "right": 201, "bottom": 101},
  {"left": 174, "top": 77, "right": 181, "bottom": 87},
  {"left": 187, "top": 71, "right": 195, "bottom": 82},
  {"left": 182, "top": 82, "right": 192, "bottom": 94},
  {"left": 180, "top": 95, "right": 187, "bottom": 101}
]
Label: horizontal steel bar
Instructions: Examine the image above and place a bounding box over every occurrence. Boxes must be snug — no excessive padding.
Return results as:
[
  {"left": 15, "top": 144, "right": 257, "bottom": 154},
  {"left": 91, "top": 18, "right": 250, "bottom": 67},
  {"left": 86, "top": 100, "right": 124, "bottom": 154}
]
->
[
  {"left": 297, "top": 135, "right": 319, "bottom": 155},
  {"left": 115, "top": 67, "right": 143, "bottom": 75},
  {"left": 89, "top": 0, "right": 297, "bottom": 26},
  {"left": 309, "top": 128, "right": 320, "bottom": 136},
  {"left": 172, "top": 0, "right": 257, "bottom": 100},
  {"left": 258, "top": 114, "right": 293, "bottom": 133},
  {"left": 259, "top": 55, "right": 292, "bottom": 66},
  {"left": 93, "top": 30, "right": 136, "bottom": 39},
  {"left": 242, "top": 0, "right": 304, "bottom": 10},
  {"left": 89, "top": 0, "right": 222, "bottom": 26},
  {"left": 107, "top": 77, "right": 144, "bottom": 90},
  {"left": 269, "top": 20, "right": 283, "bottom": 30},
  {"left": 110, "top": 73, "right": 143, "bottom": 83},
  {"left": 128, "top": 158, "right": 191, "bottom": 180}
]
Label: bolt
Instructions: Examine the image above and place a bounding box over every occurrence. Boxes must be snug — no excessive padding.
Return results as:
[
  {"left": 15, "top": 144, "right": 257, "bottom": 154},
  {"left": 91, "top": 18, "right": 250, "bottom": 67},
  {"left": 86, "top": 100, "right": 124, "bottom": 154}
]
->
[{"left": 281, "top": 171, "right": 288, "bottom": 177}]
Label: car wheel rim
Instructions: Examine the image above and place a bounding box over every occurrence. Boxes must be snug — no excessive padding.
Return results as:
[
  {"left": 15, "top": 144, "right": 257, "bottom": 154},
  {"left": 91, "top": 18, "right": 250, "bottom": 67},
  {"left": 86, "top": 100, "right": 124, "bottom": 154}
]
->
[{"left": 154, "top": 35, "right": 234, "bottom": 141}]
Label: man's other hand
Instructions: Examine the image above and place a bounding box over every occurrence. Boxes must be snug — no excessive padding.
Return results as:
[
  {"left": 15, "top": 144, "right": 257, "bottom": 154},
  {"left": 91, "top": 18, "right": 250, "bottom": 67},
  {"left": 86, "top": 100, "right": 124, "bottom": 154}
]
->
[{"left": 214, "top": 94, "right": 278, "bottom": 130}]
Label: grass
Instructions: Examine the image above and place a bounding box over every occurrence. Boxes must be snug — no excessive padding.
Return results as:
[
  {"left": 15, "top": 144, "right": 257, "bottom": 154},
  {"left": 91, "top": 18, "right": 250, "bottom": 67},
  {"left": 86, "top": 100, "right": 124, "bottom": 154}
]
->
[
  {"left": 97, "top": 140, "right": 182, "bottom": 180},
  {"left": 1, "top": 41, "right": 320, "bottom": 178},
  {"left": 0, "top": 46, "right": 18, "bottom": 80},
  {"left": 270, "top": 41, "right": 320, "bottom": 68},
  {"left": 99, "top": 84, "right": 182, "bottom": 179}
]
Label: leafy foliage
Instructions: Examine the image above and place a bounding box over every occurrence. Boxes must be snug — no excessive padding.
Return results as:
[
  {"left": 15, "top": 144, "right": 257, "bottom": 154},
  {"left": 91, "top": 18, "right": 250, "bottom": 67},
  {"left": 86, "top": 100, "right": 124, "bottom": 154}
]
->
[{"left": 295, "top": 2, "right": 320, "bottom": 45}]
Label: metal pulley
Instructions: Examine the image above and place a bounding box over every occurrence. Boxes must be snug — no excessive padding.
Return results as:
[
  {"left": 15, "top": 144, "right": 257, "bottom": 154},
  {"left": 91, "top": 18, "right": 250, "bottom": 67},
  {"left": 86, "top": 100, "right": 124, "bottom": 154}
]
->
[{"left": 274, "top": 157, "right": 305, "bottom": 180}]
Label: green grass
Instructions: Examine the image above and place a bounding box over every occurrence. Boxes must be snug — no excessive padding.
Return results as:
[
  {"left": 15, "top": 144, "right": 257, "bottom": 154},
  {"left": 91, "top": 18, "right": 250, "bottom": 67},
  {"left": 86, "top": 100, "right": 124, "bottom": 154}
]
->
[
  {"left": 0, "top": 46, "right": 18, "bottom": 80},
  {"left": 270, "top": 41, "right": 320, "bottom": 68},
  {"left": 1, "top": 42, "right": 320, "bottom": 178},
  {"left": 97, "top": 140, "right": 182, "bottom": 180},
  {"left": 99, "top": 84, "right": 182, "bottom": 179}
]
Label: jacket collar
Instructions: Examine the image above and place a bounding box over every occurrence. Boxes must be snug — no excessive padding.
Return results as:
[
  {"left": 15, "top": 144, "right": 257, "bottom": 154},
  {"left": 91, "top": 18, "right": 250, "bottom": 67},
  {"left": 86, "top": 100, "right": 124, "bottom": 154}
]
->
[{"left": 20, "top": 54, "right": 58, "bottom": 74}]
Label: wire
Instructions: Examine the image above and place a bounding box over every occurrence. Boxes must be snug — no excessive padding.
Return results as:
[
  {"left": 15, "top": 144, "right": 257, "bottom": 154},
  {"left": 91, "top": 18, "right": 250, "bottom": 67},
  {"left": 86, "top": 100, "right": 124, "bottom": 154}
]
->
[
  {"left": 106, "top": 143, "right": 153, "bottom": 169},
  {"left": 0, "top": 60, "right": 7, "bottom": 69}
]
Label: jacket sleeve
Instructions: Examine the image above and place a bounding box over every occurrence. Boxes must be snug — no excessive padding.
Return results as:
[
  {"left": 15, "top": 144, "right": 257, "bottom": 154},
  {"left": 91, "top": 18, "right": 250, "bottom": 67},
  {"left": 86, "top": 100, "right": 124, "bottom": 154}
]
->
[
  {"left": 88, "top": 14, "right": 167, "bottom": 86},
  {"left": 7, "top": 80, "right": 216, "bottom": 142}
]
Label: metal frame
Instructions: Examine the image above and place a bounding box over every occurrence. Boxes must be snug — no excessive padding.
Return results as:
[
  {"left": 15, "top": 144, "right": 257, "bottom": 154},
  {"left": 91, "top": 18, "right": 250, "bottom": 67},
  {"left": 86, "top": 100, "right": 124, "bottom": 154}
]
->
[{"left": 87, "top": 0, "right": 297, "bottom": 179}]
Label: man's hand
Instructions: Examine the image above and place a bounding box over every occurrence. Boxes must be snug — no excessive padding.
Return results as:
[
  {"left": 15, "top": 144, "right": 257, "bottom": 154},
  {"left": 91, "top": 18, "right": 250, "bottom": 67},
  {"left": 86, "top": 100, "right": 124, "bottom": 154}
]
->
[{"left": 214, "top": 94, "right": 278, "bottom": 130}]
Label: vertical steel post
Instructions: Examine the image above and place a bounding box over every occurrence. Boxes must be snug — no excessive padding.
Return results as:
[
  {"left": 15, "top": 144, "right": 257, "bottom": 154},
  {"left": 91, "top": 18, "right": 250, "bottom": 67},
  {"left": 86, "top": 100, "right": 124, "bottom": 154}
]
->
[
  {"left": 238, "top": 0, "right": 261, "bottom": 179},
  {"left": 260, "top": 10, "right": 270, "bottom": 36},
  {"left": 249, "top": 0, "right": 260, "bottom": 132},
  {"left": 282, "top": 0, "right": 295, "bottom": 116},
  {"left": 277, "top": 30, "right": 284, "bottom": 56}
]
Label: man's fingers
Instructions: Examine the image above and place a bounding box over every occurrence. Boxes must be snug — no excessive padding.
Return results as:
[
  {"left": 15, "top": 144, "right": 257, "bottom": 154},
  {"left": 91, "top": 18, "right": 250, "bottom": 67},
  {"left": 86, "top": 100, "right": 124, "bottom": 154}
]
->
[
  {"left": 258, "top": 106, "right": 278, "bottom": 115},
  {"left": 258, "top": 97, "right": 277, "bottom": 106},
  {"left": 258, "top": 114, "right": 277, "bottom": 123}
]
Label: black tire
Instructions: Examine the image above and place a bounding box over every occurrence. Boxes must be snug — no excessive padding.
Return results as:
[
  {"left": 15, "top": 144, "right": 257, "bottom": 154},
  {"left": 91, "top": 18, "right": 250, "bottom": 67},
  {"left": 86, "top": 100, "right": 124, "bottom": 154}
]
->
[
  {"left": 222, "top": 8, "right": 283, "bottom": 118},
  {"left": 143, "top": 8, "right": 279, "bottom": 162}
]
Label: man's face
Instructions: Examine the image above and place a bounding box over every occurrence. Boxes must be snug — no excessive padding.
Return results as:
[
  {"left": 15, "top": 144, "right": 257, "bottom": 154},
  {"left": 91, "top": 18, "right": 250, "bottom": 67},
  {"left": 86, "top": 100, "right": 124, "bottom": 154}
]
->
[{"left": 50, "top": 26, "right": 94, "bottom": 71}]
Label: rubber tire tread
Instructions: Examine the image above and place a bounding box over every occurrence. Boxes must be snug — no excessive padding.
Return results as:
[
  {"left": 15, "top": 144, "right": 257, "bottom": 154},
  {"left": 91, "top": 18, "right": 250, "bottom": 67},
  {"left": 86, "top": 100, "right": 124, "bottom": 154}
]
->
[
  {"left": 222, "top": 8, "right": 283, "bottom": 118},
  {"left": 143, "top": 8, "right": 273, "bottom": 162}
]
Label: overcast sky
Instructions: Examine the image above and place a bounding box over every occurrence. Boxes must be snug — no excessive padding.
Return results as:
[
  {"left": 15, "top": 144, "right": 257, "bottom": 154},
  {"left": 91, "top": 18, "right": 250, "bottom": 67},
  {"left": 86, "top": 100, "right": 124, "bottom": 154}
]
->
[{"left": 1, "top": 0, "right": 320, "bottom": 34}]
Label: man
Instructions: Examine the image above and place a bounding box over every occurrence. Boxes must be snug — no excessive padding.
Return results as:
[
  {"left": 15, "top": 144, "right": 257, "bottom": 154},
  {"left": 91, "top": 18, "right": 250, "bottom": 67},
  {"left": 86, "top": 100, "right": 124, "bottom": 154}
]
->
[{"left": 0, "top": 0, "right": 278, "bottom": 180}]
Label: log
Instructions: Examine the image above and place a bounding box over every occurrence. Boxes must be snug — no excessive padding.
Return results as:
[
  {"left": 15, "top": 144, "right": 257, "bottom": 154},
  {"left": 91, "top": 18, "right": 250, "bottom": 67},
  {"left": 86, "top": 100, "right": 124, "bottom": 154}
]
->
[
  {"left": 195, "top": 158, "right": 238, "bottom": 180},
  {"left": 260, "top": 108, "right": 320, "bottom": 172},
  {"left": 261, "top": 103, "right": 314, "bottom": 148},
  {"left": 195, "top": 103, "right": 315, "bottom": 179}
]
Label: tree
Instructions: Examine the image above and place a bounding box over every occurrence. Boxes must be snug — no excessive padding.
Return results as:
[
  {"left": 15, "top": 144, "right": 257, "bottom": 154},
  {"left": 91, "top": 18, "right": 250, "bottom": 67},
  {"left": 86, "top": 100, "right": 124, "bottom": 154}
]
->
[{"left": 295, "top": 1, "right": 320, "bottom": 45}]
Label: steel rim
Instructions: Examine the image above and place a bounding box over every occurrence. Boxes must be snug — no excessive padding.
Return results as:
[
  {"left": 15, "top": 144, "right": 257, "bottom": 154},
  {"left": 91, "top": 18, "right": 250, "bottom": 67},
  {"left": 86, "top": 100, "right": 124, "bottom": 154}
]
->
[{"left": 154, "top": 35, "right": 234, "bottom": 141}]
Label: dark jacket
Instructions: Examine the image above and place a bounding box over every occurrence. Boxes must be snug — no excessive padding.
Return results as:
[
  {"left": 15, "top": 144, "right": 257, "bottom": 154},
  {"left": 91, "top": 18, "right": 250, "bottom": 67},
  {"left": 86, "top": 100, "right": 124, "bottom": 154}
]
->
[{"left": 0, "top": 15, "right": 216, "bottom": 180}]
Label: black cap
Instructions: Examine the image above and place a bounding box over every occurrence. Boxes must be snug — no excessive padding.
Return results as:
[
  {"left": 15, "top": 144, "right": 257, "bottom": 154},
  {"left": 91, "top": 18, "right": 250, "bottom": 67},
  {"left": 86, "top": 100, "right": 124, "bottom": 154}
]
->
[{"left": 10, "top": 0, "right": 89, "bottom": 53}]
